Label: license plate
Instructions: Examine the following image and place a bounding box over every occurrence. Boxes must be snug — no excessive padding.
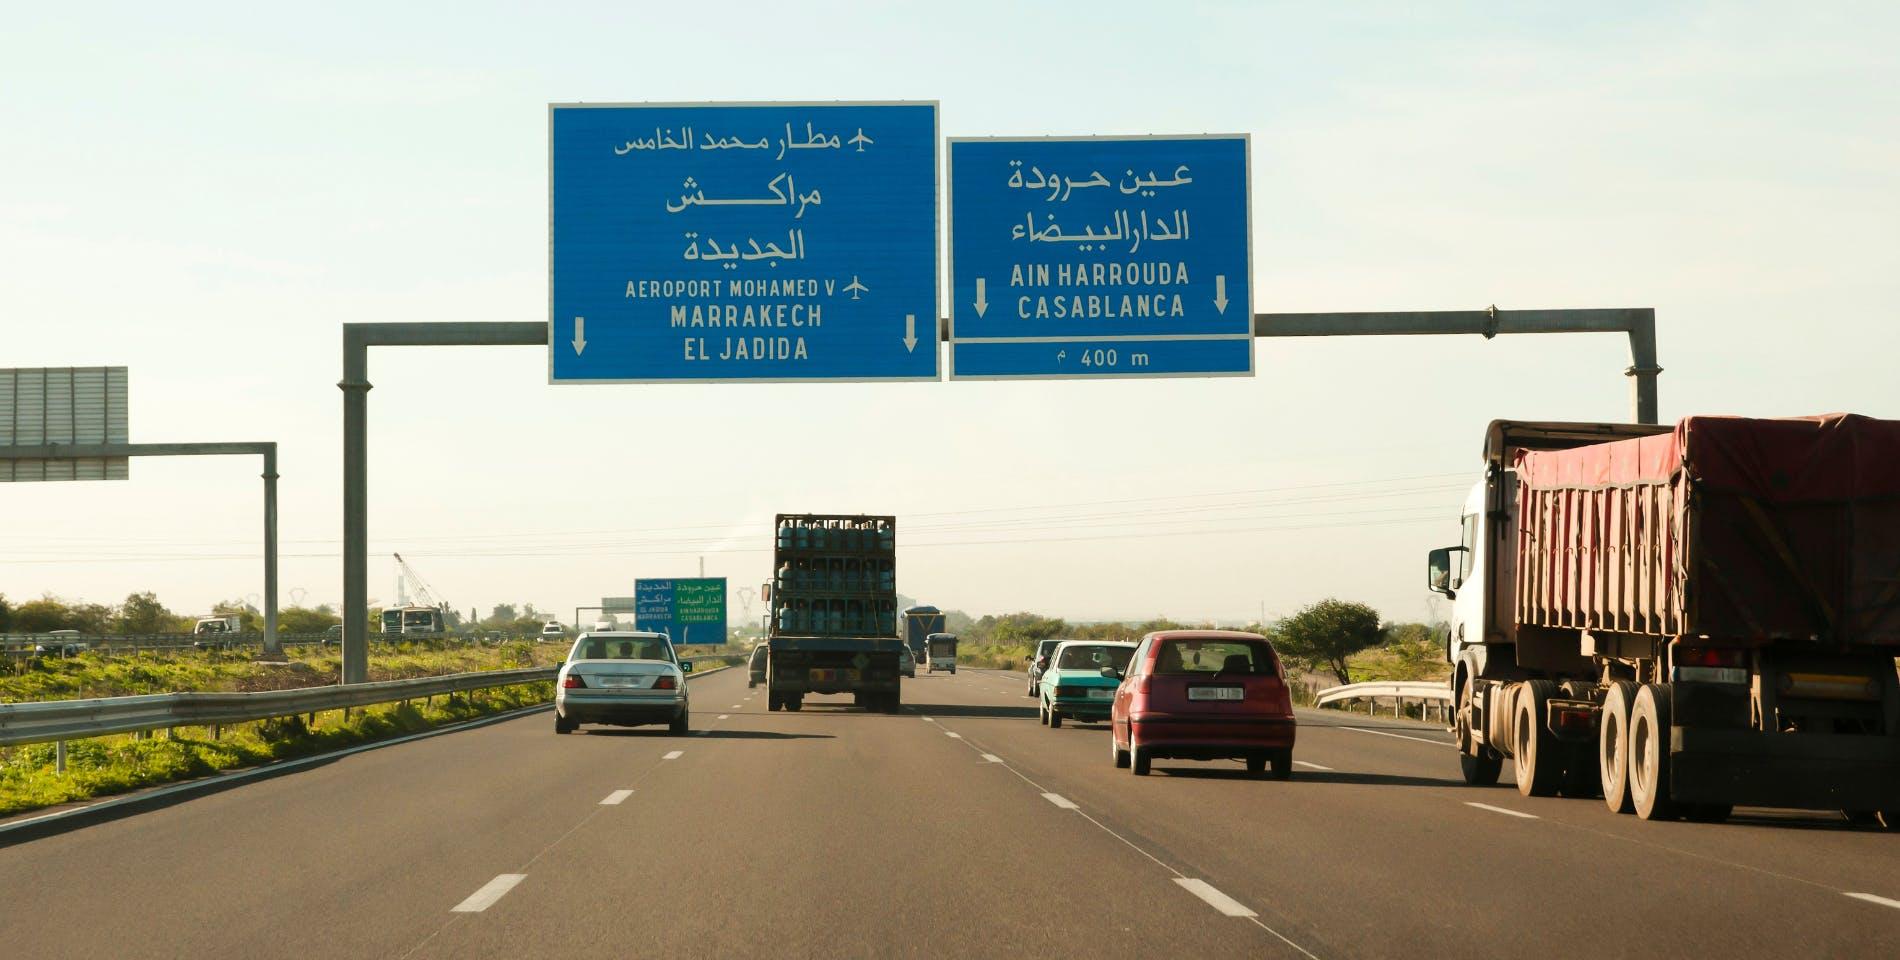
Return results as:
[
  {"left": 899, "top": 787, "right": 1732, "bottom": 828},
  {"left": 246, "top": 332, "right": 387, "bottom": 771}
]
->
[
  {"left": 1188, "top": 686, "right": 1243, "bottom": 701},
  {"left": 599, "top": 676, "right": 637, "bottom": 688},
  {"left": 1087, "top": 689, "right": 1114, "bottom": 700}
]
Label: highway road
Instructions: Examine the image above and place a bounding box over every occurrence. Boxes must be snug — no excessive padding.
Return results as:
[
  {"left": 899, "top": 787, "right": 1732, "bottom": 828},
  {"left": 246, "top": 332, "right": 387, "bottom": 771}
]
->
[{"left": 2, "top": 666, "right": 1896, "bottom": 959}]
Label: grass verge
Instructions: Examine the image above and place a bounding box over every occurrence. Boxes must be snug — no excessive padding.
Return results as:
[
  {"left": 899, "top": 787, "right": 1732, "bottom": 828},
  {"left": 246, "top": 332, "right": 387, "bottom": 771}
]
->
[{"left": 0, "top": 682, "right": 552, "bottom": 819}]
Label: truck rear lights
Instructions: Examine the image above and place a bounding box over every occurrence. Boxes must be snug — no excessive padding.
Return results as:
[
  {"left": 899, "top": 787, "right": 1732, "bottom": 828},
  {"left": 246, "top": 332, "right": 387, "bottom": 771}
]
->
[
  {"left": 653, "top": 676, "right": 677, "bottom": 690},
  {"left": 1555, "top": 707, "right": 1595, "bottom": 730},
  {"left": 1777, "top": 672, "right": 1881, "bottom": 701},
  {"left": 562, "top": 675, "right": 586, "bottom": 688},
  {"left": 1675, "top": 647, "right": 1745, "bottom": 668}
]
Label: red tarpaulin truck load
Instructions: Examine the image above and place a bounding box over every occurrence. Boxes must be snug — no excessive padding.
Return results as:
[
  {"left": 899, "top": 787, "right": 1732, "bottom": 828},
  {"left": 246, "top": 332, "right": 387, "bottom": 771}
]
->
[{"left": 1429, "top": 415, "right": 1900, "bottom": 825}]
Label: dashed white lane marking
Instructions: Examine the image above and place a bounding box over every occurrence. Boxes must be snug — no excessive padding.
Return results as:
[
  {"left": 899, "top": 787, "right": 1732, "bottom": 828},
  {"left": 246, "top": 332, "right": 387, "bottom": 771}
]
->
[
  {"left": 1041, "top": 792, "right": 1078, "bottom": 809},
  {"left": 731, "top": 704, "right": 742, "bottom": 708},
  {"left": 600, "top": 790, "right": 634, "bottom": 805},
  {"left": 1465, "top": 801, "right": 1538, "bottom": 820},
  {"left": 921, "top": 717, "right": 936, "bottom": 722},
  {"left": 945, "top": 731, "right": 962, "bottom": 739},
  {"left": 662, "top": 750, "right": 684, "bottom": 760},
  {"left": 1173, "top": 878, "right": 1258, "bottom": 918},
  {"left": 451, "top": 874, "right": 526, "bottom": 913},
  {"left": 980, "top": 754, "right": 1002, "bottom": 763},
  {"left": 717, "top": 714, "right": 729, "bottom": 720},
  {"left": 1845, "top": 892, "right": 1900, "bottom": 910},
  {"left": 1293, "top": 760, "right": 1333, "bottom": 771},
  {"left": 1337, "top": 726, "right": 1453, "bottom": 747}
]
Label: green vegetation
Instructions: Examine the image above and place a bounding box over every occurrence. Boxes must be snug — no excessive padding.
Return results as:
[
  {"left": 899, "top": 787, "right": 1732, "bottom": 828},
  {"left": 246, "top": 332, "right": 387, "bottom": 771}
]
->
[
  {"left": 1273, "top": 599, "right": 1385, "bottom": 686},
  {"left": 1, "top": 638, "right": 563, "bottom": 703},
  {"left": 0, "top": 683, "right": 552, "bottom": 817}
]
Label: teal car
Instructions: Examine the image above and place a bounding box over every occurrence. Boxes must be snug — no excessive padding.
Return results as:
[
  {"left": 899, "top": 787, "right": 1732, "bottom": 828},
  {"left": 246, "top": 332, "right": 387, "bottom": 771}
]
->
[{"left": 1037, "top": 641, "right": 1138, "bottom": 728}]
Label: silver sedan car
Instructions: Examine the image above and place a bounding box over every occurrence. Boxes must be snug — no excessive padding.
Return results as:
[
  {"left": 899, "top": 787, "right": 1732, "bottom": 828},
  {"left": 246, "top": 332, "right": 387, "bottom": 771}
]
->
[{"left": 554, "top": 631, "right": 692, "bottom": 735}]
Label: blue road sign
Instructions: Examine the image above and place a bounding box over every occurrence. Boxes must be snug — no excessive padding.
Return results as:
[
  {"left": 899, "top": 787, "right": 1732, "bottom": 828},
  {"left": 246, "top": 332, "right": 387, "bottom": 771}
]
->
[
  {"left": 947, "top": 135, "right": 1252, "bottom": 379},
  {"left": 550, "top": 102, "right": 938, "bottom": 382},
  {"left": 634, "top": 577, "right": 727, "bottom": 646}
]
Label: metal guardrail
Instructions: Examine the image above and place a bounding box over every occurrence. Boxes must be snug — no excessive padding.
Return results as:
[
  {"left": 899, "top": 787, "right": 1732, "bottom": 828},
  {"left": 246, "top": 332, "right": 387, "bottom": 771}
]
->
[
  {"left": 0, "top": 654, "right": 740, "bottom": 749},
  {"left": 1, "top": 632, "right": 547, "bottom": 659},
  {"left": 0, "top": 667, "right": 558, "bottom": 747},
  {"left": 1314, "top": 680, "right": 1453, "bottom": 707}
]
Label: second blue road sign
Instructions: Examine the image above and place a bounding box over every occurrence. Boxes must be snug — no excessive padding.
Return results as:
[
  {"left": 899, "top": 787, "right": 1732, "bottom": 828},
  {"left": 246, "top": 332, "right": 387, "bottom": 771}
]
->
[
  {"left": 948, "top": 135, "right": 1253, "bottom": 379},
  {"left": 549, "top": 102, "right": 939, "bottom": 383}
]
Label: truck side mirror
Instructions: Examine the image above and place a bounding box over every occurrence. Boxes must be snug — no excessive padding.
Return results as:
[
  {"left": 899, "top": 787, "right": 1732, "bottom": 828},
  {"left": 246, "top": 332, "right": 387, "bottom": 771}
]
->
[
  {"left": 760, "top": 583, "right": 772, "bottom": 602},
  {"left": 1428, "top": 546, "right": 1467, "bottom": 598}
]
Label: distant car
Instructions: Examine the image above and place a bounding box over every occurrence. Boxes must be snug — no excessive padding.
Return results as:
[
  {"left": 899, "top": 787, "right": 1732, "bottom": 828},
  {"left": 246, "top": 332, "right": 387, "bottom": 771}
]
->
[
  {"left": 748, "top": 643, "right": 769, "bottom": 687},
  {"left": 540, "top": 621, "right": 565, "bottom": 640},
  {"left": 1109, "top": 630, "right": 1296, "bottom": 779},
  {"left": 555, "top": 631, "right": 691, "bottom": 735},
  {"left": 1025, "top": 638, "right": 1064, "bottom": 696},
  {"left": 1038, "top": 641, "right": 1138, "bottom": 728},
  {"left": 34, "top": 630, "right": 89, "bottom": 657},
  {"left": 898, "top": 644, "right": 916, "bottom": 679},
  {"left": 322, "top": 624, "right": 344, "bottom": 646}
]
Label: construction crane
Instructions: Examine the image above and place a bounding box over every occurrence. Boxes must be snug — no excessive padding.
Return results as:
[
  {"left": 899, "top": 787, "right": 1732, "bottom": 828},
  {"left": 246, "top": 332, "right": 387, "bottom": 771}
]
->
[{"left": 387, "top": 553, "right": 453, "bottom": 636}]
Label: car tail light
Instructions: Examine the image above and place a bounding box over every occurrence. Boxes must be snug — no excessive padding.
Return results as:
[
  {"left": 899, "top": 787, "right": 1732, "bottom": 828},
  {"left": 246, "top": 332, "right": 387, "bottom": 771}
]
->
[
  {"left": 561, "top": 674, "right": 585, "bottom": 688},
  {"left": 1135, "top": 675, "right": 1151, "bottom": 695},
  {"left": 654, "top": 675, "right": 677, "bottom": 690}
]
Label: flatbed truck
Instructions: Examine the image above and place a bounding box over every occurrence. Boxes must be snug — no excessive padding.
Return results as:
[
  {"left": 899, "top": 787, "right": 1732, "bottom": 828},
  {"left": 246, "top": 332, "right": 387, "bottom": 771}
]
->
[{"left": 763, "top": 514, "right": 903, "bottom": 713}]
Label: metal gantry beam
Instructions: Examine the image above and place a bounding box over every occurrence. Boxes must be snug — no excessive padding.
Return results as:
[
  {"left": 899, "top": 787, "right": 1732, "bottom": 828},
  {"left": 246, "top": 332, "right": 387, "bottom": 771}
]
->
[
  {"left": 338, "top": 308, "right": 1658, "bottom": 680},
  {"left": 0, "top": 441, "right": 282, "bottom": 657},
  {"left": 1250, "top": 307, "right": 1661, "bottom": 424},
  {"left": 339, "top": 323, "right": 547, "bottom": 684}
]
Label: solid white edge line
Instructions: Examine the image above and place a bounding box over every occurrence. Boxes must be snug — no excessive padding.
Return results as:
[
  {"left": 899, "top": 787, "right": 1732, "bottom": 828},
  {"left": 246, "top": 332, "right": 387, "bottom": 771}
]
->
[
  {"left": 662, "top": 750, "right": 683, "bottom": 760},
  {"left": 1337, "top": 725, "right": 1454, "bottom": 746},
  {"left": 1292, "top": 760, "right": 1333, "bottom": 771},
  {"left": 980, "top": 753, "right": 1002, "bottom": 762},
  {"left": 451, "top": 874, "right": 526, "bottom": 913},
  {"left": 600, "top": 790, "right": 634, "bottom": 805},
  {"left": 1173, "top": 878, "right": 1257, "bottom": 917},
  {"left": 1465, "top": 801, "right": 1538, "bottom": 820},
  {"left": 1041, "top": 792, "right": 1078, "bottom": 809},
  {"left": 1844, "top": 892, "right": 1900, "bottom": 910}
]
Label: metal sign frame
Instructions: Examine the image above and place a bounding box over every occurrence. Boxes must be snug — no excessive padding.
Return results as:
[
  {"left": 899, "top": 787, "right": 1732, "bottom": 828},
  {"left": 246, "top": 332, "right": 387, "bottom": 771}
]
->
[
  {"left": 546, "top": 100, "right": 942, "bottom": 384},
  {"left": 945, "top": 133, "right": 1254, "bottom": 380}
]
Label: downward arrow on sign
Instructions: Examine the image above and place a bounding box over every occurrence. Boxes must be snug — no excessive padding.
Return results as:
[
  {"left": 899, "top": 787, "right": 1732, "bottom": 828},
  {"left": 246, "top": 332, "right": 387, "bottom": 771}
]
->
[
  {"left": 572, "top": 316, "right": 588, "bottom": 355},
  {"left": 903, "top": 314, "right": 918, "bottom": 352},
  {"left": 1213, "top": 276, "right": 1229, "bottom": 315},
  {"left": 974, "top": 277, "right": 989, "bottom": 318}
]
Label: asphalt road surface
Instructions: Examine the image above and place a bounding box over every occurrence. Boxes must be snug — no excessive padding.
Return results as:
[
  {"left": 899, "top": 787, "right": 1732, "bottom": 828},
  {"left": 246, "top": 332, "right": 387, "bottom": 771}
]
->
[{"left": 2, "top": 666, "right": 1895, "bottom": 959}]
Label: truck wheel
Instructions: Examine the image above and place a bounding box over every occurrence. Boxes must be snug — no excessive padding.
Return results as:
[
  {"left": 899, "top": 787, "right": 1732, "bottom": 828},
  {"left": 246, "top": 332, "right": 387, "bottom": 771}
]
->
[
  {"left": 1111, "top": 731, "right": 1130, "bottom": 768},
  {"left": 884, "top": 692, "right": 902, "bottom": 715},
  {"left": 1876, "top": 811, "right": 1900, "bottom": 831},
  {"left": 1514, "top": 680, "right": 1563, "bottom": 797},
  {"left": 786, "top": 697, "right": 803, "bottom": 712},
  {"left": 1630, "top": 683, "right": 1677, "bottom": 821},
  {"left": 768, "top": 692, "right": 781, "bottom": 712},
  {"left": 1049, "top": 706, "right": 1063, "bottom": 729},
  {"left": 1460, "top": 752, "right": 1503, "bottom": 786},
  {"left": 1599, "top": 681, "right": 1637, "bottom": 814}
]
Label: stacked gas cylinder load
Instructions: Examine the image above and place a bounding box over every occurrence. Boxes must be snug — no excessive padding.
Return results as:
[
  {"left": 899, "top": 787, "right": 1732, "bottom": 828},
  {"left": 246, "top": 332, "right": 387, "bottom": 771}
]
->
[{"left": 772, "top": 514, "right": 898, "bottom": 637}]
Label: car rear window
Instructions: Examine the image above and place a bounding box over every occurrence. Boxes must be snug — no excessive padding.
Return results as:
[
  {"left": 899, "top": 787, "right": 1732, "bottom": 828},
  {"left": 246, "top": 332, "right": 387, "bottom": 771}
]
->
[
  {"left": 575, "top": 638, "right": 673, "bottom": 661},
  {"left": 1056, "top": 645, "right": 1134, "bottom": 672},
  {"left": 1150, "top": 639, "right": 1278, "bottom": 676}
]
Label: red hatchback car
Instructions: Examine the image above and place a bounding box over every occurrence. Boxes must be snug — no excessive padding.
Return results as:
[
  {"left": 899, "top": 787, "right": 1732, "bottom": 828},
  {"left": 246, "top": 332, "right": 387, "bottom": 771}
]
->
[{"left": 1109, "top": 630, "right": 1297, "bottom": 778}]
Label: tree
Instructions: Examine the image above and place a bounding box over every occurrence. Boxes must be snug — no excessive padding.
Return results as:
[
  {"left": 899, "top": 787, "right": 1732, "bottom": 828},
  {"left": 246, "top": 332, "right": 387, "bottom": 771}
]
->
[
  {"left": 1275, "top": 599, "right": 1384, "bottom": 685},
  {"left": 13, "top": 596, "right": 73, "bottom": 633},
  {"left": 0, "top": 593, "right": 10, "bottom": 632},
  {"left": 489, "top": 604, "right": 519, "bottom": 624},
  {"left": 278, "top": 605, "right": 341, "bottom": 634},
  {"left": 116, "top": 591, "right": 183, "bottom": 634},
  {"left": 211, "top": 599, "right": 263, "bottom": 633}
]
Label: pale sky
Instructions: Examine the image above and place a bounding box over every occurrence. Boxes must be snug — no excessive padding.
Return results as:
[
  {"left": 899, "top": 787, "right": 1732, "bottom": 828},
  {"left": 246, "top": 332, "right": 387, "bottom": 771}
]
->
[{"left": 3, "top": 2, "right": 1895, "bottom": 628}]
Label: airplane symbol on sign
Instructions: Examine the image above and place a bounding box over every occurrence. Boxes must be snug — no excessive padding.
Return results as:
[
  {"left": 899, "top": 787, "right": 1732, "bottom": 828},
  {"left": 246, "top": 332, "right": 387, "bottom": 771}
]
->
[{"left": 844, "top": 276, "right": 868, "bottom": 300}]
